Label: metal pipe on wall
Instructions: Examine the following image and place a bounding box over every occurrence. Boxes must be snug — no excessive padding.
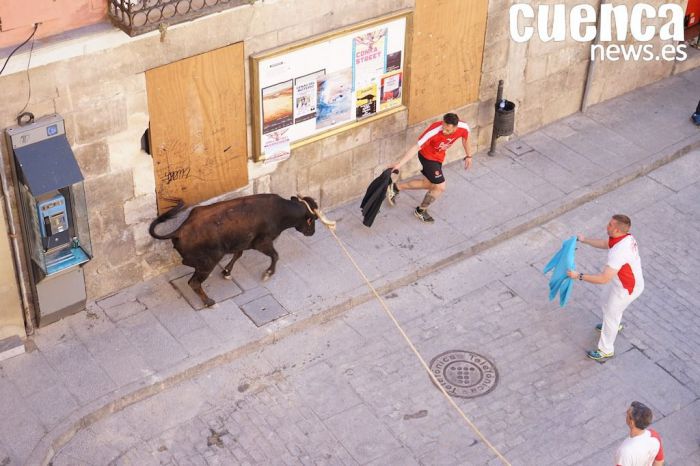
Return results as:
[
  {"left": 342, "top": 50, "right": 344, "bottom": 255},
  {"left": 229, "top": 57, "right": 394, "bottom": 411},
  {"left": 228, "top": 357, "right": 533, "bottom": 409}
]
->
[
  {"left": 581, "top": 0, "right": 606, "bottom": 112},
  {"left": 0, "top": 146, "right": 35, "bottom": 336}
]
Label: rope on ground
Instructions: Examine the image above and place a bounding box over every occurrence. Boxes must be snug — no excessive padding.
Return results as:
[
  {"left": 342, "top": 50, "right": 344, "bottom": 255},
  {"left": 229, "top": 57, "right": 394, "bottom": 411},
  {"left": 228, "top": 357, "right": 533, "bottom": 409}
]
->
[{"left": 324, "top": 224, "right": 511, "bottom": 466}]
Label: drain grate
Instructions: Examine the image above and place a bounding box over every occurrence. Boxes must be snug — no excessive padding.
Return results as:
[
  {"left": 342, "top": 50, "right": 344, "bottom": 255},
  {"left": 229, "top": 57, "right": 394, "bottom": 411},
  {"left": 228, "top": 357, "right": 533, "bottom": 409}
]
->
[
  {"left": 429, "top": 350, "right": 498, "bottom": 398},
  {"left": 241, "top": 294, "right": 288, "bottom": 327}
]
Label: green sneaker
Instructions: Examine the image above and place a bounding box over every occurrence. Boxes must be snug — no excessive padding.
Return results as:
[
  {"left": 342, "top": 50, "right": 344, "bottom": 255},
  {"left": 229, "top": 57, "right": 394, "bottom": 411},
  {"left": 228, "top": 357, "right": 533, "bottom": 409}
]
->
[
  {"left": 587, "top": 349, "right": 614, "bottom": 362},
  {"left": 596, "top": 323, "right": 624, "bottom": 332}
]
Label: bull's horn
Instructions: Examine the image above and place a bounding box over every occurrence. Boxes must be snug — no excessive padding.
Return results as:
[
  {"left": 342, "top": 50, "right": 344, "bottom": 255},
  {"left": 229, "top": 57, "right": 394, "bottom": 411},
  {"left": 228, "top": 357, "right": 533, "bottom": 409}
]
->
[
  {"left": 314, "top": 208, "right": 337, "bottom": 228},
  {"left": 295, "top": 194, "right": 315, "bottom": 216}
]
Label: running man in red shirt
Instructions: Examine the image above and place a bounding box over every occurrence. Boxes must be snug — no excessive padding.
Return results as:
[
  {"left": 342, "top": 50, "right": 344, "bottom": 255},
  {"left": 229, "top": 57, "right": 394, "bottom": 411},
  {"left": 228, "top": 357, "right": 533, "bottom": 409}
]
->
[{"left": 386, "top": 113, "right": 472, "bottom": 223}]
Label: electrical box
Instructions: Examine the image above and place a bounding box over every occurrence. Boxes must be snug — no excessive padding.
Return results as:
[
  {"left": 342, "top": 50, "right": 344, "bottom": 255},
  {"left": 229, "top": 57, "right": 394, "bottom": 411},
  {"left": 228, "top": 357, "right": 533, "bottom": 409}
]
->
[{"left": 5, "top": 114, "right": 92, "bottom": 327}]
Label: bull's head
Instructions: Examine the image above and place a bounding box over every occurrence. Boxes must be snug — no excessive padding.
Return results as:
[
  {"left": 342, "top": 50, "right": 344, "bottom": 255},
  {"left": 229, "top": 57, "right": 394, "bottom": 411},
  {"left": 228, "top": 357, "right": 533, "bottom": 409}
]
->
[{"left": 292, "top": 195, "right": 336, "bottom": 236}]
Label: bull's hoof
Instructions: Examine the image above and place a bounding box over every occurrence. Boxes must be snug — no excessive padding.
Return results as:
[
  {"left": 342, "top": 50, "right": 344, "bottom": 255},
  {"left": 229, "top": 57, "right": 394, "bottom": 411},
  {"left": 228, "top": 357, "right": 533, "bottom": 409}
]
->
[
  {"left": 204, "top": 298, "right": 216, "bottom": 307},
  {"left": 222, "top": 271, "right": 232, "bottom": 280},
  {"left": 262, "top": 270, "right": 273, "bottom": 282}
]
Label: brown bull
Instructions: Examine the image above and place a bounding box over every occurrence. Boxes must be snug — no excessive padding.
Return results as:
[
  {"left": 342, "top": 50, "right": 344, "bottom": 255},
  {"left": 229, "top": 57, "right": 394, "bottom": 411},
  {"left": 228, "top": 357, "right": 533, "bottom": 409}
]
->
[{"left": 149, "top": 194, "right": 334, "bottom": 307}]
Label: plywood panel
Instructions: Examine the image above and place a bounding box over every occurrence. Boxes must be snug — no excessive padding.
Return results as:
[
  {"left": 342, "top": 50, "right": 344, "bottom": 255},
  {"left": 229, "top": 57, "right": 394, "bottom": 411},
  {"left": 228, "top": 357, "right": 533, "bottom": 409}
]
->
[
  {"left": 408, "top": 0, "right": 488, "bottom": 124},
  {"left": 146, "top": 43, "right": 248, "bottom": 213}
]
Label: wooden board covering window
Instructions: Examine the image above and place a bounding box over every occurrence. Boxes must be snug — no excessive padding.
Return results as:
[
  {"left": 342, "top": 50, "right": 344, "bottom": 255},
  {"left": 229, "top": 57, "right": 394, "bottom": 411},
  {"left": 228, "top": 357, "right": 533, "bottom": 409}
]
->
[
  {"left": 145, "top": 42, "right": 248, "bottom": 214},
  {"left": 408, "top": 0, "right": 488, "bottom": 125}
]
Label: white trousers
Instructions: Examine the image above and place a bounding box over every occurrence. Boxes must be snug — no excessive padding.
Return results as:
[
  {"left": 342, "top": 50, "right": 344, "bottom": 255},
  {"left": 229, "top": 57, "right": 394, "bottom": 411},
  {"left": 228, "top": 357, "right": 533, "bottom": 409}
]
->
[{"left": 598, "top": 285, "right": 643, "bottom": 354}]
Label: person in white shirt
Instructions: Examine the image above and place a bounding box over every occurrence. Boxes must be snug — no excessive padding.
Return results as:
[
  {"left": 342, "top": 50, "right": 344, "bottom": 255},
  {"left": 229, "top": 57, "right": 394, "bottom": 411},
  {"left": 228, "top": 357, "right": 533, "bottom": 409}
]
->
[
  {"left": 616, "top": 401, "right": 664, "bottom": 466},
  {"left": 567, "top": 214, "right": 644, "bottom": 362}
]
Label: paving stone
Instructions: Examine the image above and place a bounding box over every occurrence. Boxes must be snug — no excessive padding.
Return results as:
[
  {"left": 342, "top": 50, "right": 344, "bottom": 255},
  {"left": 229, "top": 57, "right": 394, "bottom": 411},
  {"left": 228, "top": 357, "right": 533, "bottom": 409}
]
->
[
  {"left": 41, "top": 339, "right": 116, "bottom": 404},
  {"left": 0, "top": 349, "right": 60, "bottom": 398},
  {"left": 323, "top": 404, "right": 401, "bottom": 463},
  {"left": 102, "top": 300, "right": 147, "bottom": 322},
  {"left": 117, "top": 311, "right": 188, "bottom": 372},
  {"left": 613, "top": 349, "right": 696, "bottom": 417},
  {"left": 0, "top": 378, "right": 47, "bottom": 460},
  {"left": 197, "top": 299, "right": 260, "bottom": 346},
  {"left": 289, "top": 361, "right": 362, "bottom": 420},
  {"left": 240, "top": 294, "right": 289, "bottom": 327},
  {"left": 171, "top": 265, "right": 243, "bottom": 311},
  {"left": 26, "top": 383, "right": 79, "bottom": 429},
  {"left": 86, "top": 329, "right": 155, "bottom": 386}
]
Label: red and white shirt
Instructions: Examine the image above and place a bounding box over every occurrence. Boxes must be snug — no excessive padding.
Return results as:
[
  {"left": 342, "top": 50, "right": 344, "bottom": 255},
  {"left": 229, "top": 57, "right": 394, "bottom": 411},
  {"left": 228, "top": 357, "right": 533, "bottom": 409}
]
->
[
  {"left": 615, "top": 429, "right": 664, "bottom": 466},
  {"left": 417, "top": 120, "right": 470, "bottom": 163},
  {"left": 608, "top": 234, "right": 644, "bottom": 295}
]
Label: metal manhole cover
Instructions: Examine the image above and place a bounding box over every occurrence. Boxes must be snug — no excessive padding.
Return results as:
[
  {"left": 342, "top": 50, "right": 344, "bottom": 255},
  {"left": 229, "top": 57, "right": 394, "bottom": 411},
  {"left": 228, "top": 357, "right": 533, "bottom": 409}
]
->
[{"left": 429, "top": 350, "right": 498, "bottom": 398}]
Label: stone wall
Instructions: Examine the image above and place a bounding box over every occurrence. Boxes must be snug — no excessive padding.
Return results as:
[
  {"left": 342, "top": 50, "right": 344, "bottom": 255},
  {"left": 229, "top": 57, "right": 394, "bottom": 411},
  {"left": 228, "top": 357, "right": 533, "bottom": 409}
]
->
[
  {"left": 0, "top": 204, "right": 24, "bottom": 339},
  {"left": 476, "top": 0, "right": 695, "bottom": 136},
  {"left": 584, "top": 0, "right": 687, "bottom": 106}
]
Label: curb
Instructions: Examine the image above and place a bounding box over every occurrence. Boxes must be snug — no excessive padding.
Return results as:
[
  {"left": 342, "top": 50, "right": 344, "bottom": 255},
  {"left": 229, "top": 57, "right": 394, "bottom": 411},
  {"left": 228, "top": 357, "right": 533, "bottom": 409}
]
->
[{"left": 29, "top": 133, "right": 700, "bottom": 465}]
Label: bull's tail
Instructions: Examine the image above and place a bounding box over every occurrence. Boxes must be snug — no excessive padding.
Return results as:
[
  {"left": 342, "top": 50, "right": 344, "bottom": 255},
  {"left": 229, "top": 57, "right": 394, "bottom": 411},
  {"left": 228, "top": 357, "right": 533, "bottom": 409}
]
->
[{"left": 148, "top": 198, "right": 186, "bottom": 240}]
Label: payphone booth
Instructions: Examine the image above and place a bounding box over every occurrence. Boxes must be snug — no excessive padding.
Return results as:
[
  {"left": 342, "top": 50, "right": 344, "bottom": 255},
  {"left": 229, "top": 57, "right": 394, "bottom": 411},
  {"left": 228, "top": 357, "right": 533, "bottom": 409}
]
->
[{"left": 5, "top": 114, "right": 92, "bottom": 327}]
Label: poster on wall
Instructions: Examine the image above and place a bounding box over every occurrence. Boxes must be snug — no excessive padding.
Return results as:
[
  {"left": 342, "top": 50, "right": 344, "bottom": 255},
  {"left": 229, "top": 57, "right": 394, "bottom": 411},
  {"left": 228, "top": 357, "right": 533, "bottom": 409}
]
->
[
  {"left": 380, "top": 71, "right": 402, "bottom": 110},
  {"left": 294, "top": 70, "right": 324, "bottom": 124},
  {"left": 352, "top": 27, "right": 387, "bottom": 89},
  {"left": 316, "top": 68, "right": 353, "bottom": 129},
  {"left": 356, "top": 83, "right": 377, "bottom": 119},
  {"left": 386, "top": 51, "right": 402, "bottom": 72},
  {"left": 262, "top": 128, "right": 291, "bottom": 164},
  {"left": 251, "top": 11, "right": 408, "bottom": 160},
  {"left": 262, "top": 80, "right": 294, "bottom": 134}
]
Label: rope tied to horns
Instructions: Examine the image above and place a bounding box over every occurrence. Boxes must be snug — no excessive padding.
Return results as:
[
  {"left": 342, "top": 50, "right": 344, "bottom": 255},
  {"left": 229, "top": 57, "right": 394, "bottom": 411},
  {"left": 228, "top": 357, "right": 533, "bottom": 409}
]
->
[{"left": 296, "top": 194, "right": 336, "bottom": 228}]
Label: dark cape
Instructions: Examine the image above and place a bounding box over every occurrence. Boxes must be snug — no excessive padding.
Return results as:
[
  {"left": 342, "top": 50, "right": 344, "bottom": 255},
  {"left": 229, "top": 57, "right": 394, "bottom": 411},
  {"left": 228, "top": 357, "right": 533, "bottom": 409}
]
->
[{"left": 360, "top": 169, "right": 396, "bottom": 227}]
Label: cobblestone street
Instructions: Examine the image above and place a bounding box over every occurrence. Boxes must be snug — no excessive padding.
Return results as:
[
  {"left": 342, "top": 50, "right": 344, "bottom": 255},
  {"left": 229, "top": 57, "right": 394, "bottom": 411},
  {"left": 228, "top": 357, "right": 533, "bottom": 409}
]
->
[{"left": 51, "top": 153, "right": 700, "bottom": 465}]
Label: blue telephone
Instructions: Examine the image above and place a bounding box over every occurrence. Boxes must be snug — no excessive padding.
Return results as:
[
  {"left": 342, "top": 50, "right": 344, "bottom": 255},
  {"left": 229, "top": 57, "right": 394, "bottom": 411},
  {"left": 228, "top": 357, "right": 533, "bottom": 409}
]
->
[{"left": 37, "top": 192, "right": 70, "bottom": 250}]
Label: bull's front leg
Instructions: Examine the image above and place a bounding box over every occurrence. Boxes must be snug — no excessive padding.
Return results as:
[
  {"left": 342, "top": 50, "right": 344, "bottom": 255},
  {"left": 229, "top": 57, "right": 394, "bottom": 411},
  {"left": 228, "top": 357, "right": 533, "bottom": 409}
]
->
[
  {"left": 222, "top": 250, "right": 243, "bottom": 280},
  {"left": 255, "top": 240, "right": 279, "bottom": 281}
]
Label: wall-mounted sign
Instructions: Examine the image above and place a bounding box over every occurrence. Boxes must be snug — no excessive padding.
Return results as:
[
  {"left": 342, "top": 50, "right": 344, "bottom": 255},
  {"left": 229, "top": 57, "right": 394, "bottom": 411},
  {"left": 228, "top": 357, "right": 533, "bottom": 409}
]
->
[{"left": 251, "top": 10, "right": 409, "bottom": 162}]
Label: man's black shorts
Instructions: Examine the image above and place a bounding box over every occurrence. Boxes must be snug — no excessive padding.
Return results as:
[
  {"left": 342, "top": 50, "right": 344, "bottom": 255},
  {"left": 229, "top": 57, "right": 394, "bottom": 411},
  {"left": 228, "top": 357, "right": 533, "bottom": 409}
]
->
[{"left": 418, "top": 152, "right": 445, "bottom": 184}]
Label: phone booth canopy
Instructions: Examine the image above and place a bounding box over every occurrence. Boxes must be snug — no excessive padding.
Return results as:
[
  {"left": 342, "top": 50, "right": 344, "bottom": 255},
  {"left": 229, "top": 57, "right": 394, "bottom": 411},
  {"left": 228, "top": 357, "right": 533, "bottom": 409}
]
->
[{"left": 5, "top": 114, "right": 92, "bottom": 327}]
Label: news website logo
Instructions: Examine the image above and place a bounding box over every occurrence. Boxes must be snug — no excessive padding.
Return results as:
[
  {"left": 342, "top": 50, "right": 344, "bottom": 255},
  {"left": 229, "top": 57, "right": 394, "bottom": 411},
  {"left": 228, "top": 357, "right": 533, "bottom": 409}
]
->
[{"left": 509, "top": 3, "right": 688, "bottom": 62}]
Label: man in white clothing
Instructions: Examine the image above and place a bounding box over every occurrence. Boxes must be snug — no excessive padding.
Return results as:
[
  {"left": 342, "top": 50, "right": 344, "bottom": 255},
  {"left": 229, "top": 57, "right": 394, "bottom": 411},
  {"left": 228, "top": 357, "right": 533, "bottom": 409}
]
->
[
  {"left": 567, "top": 214, "right": 644, "bottom": 362},
  {"left": 616, "top": 401, "right": 664, "bottom": 466}
]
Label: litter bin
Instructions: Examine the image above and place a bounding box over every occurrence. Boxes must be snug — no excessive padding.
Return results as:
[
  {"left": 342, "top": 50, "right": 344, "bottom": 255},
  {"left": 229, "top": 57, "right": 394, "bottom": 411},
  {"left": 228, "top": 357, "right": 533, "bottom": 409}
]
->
[{"left": 494, "top": 100, "right": 515, "bottom": 137}]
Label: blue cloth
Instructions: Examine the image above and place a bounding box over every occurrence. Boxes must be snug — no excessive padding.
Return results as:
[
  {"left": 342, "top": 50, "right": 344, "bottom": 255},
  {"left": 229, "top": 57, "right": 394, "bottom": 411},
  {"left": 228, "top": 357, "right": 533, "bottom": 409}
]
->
[{"left": 543, "top": 236, "right": 577, "bottom": 307}]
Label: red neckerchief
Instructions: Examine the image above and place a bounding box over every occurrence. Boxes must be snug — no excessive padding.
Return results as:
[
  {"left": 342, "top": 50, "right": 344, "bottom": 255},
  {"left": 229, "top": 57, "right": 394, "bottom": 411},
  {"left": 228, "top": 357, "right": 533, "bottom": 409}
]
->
[{"left": 608, "top": 233, "right": 630, "bottom": 248}]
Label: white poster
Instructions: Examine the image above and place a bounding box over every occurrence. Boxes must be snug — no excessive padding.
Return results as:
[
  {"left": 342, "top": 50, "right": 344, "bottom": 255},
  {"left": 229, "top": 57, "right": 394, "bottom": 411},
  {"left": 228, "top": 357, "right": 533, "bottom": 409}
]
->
[
  {"left": 263, "top": 129, "right": 291, "bottom": 164},
  {"left": 352, "top": 27, "right": 388, "bottom": 88},
  {"left": 294, "top": 70, "right": 324, "bottom": 124}
]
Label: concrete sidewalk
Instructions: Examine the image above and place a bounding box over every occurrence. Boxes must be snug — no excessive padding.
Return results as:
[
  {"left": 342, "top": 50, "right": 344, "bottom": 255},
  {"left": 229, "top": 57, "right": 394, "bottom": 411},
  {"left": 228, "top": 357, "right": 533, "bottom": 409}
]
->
[{"left": 0, "top": 67, "right": 698, "bottom": 465}]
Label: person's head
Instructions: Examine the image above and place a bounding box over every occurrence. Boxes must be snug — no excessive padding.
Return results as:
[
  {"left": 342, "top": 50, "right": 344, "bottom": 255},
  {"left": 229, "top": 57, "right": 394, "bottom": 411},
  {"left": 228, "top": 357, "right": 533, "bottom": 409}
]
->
[
  {"left": 442, "top": 113, "right": 460, "bottom": 135},
  {"left": 607, "top": 214, "right": 631, "bottom": 237},
  {"left": 626, "top": 401, "right": 652, "bottom": 430}
]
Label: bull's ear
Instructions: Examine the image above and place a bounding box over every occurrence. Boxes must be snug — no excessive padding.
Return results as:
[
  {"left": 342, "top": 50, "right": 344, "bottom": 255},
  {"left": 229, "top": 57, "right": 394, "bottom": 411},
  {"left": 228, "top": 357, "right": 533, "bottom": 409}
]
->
[{"left": 306, "top": 217, "right": 313, "bottom": 225}]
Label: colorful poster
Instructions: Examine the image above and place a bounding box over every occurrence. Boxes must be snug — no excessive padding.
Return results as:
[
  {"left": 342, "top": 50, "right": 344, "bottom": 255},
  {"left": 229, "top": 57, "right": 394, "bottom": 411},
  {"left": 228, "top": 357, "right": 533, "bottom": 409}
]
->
[
  {"left": 262, "top": 80, "right": 294, "bottom": 134},
  {"left": 263, "top": 128, "right": 291, "bottom": 164},
  {"left": 380, "top": 71, "right": 402, "bottom": 109},
  {"left": 316, "top": 68, "right": 353, "bottom": 130},
  {"left": 294, "top": 70, "right": 324, "bottom": 124},
  {"left": 356, "top": 83, "right": 377, "bottom": 119},
  {"left": 386, "top": 51, "right": 402, "bottom": 71},
  {"left": 352, "top": 28, "right": 387, "bottom": 88}
]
